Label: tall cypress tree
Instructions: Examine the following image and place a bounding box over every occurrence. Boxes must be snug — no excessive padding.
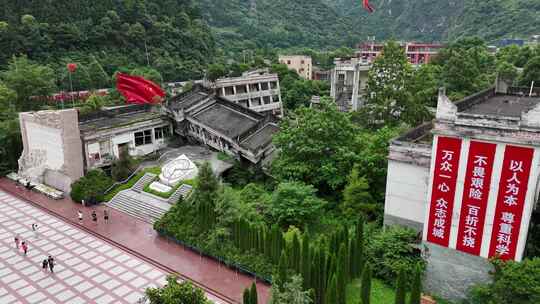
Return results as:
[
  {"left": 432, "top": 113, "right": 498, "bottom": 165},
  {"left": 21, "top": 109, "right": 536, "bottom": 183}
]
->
[
  {"left": 336, "top": 244, "right": 348, "bottom": 304},
  {"left": 395, "top": 268, "right": 407, "bottom": 304},
  {"left": 356, "top": 217, "right": 365, "bottom": 277},
  {"left": 325, "top": 274, "right": 338, "bottom": 304},
  {"left": 250, "top": 282, "right": 258, "bottom": 304},
  {"left": 276, "top": 250, "right": 288, "bottom": 286},
  {"left": 293, "top": 233, "right": 301, "bottom": 272},
  {"left": 361, "top": 264, "right": 372, "bottom": 304},
  {"left": 409, "top": 265, "right": 422, "bottom": 304},
  {"left": 242, "top": 287, "right": 251, "bottom": 304},
  {"left": 300, "top": 233, "right": 311, "bottom": 289}
]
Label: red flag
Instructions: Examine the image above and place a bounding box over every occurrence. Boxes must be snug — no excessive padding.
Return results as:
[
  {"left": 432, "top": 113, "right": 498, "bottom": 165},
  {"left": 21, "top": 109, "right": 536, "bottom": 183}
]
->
[
  {"left": 116, "top": 73, "right": 165, "bottom": 104},
  {"left": 363, "top": 0, "right": 374, "bottom": 13}
]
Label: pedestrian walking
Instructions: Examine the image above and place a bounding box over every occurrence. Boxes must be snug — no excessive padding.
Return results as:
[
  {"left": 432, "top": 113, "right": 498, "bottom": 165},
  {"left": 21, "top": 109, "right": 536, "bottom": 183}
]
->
[
  {"left": 82, "top": 199, "right": 85, "bottom": 207},
  {"left": 21, "top": 241, "right": 28, "bottom": 255},
  {"left": 78, "top": 210, "right": 83, "bottom": 222},
  {"left": 48, "top": 255, "right": 54, "bottom": 273},
  {"left": 14, "top": 236, "right": 19, "bottom": 249},
  {"left": 92, "top": 210, "right": 97, "bottom": 223},
  {"left": 103, "top": 209, "right": 109, "bottom": 223},
  {"left": 42, "top": 259, "right": 48, "bottom": 270},
  {"left": 32, "top": 223, "right": 39, "bottom": 239}
]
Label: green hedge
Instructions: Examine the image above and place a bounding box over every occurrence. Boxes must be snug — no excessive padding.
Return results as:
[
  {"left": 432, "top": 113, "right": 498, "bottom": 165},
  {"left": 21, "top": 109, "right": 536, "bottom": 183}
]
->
[{"left": 103, "top": 167, "right": 161, "bottom": 202}]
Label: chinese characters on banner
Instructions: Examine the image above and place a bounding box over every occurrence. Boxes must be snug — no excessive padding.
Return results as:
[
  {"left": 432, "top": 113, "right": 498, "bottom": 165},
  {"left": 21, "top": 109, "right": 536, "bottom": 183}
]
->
[
  {"left": 488, "top": 145, "right": 534, "bottom": 260},
  {"left": 456, "top": 141, "right": 497, "bottom": 255},
  {"left": 427, "top": 137, "right": 463, "bottom": 247}
]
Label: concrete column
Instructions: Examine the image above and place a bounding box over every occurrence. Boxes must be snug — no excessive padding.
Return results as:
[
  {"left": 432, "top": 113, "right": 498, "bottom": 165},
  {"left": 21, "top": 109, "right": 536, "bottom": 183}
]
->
[
  {"left": 351, "top": 65, "right": 360, "bottom": 111},
  {"left": 221, "top": 87, "right": 226, "bottom": 96},
  {"left": 246, "top": 83, "right": 252, "bottom": 108},
  {"left": 233, "top": 85, "right": 237, "bottom": 95}
]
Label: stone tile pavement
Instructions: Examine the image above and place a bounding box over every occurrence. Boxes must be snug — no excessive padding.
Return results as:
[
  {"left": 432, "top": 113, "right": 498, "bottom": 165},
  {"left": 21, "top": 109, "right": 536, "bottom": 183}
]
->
[{"left": 0, "top": 190, "right": 226, "bottom": 304}]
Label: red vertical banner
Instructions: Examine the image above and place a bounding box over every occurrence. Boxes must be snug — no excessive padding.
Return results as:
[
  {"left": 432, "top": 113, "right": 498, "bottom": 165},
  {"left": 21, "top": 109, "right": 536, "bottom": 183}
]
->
[
  {"left": 489, "top": 145, "right": 534, "bottom": 260},
  {"left": 456, "top": 141, "right": 497, "bottom": 255},
  {"left": 426, "top": 136, "right": 463, "bottom": 247}
]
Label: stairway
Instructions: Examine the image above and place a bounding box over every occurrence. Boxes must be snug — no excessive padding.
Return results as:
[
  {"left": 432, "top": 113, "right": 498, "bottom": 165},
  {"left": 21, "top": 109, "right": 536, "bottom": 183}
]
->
[
  {"left": 106, "top": 190, "right": 170, "bottom": 224},
  {"left": 168, "top": 184, "right": 193, "bottom": 204},
  {"left": 132, "top": 173, "right": 156, "bottom": 193}
]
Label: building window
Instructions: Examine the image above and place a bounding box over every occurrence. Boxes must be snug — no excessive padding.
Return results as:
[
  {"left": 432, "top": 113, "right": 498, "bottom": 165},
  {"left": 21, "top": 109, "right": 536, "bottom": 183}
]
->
[
  {"left": 155, "top": 126, "right": 170, "bottom": 140},
  {"left": 287, "top": 60, "right": 291, "bottom": 64},
  {"left": 301, "top": 60, "right": 305, "bottom": 64},
  {"left": 250, "top": 83, "right": 260, "bottom": 92},
  {"left": 135, "top": 130, "right": 152, "bottom": 146},
  {"left": 270, "top": 82, "right": 278, "bottom": 89},
  {"left": 251, "top": 98, "right": 262, "bottom": 107},
  {"left": 263, "top": 96, "right": 271, "bottom": 104},
  {"left": 238, "top": 99, "right": 249, "bottom": 108},
  {"left": 260, "top": 82, "right": 269, "bottom": 90},
  {"left": 236, "top": 85, "right": 247, "bottom": 94},
  {"left": 272, "top": 95, "right": 280, "bottom": 103},
  {"left": 225, "top": 86, "right": 235, "bottom": 95}
]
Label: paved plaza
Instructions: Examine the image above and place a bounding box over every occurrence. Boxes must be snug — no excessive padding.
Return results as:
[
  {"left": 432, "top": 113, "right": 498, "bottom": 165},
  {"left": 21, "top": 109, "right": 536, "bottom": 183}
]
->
[{"left": 0, "top": 190, "right": 225, "bottom": 304}]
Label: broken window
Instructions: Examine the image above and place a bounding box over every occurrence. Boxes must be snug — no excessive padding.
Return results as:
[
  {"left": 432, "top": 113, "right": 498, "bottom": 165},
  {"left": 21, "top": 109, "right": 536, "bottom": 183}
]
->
[
  {"left": 270, "top": 82, "right": 278, "bottom": 89},
  {"left": 135, "top": 130, "right": 152, "bottom": 146},
  {"left": 260, "top": 82, "right": 269, "bottom": 91},
  {"left": 250, "top": 83, "right": 260, "bottom": 92},
  {"left": 263, "top": 96, "right": 271, "bottom": 104},
  {"left": 251, "top": 98, "right": 262, "bottom": 107}
]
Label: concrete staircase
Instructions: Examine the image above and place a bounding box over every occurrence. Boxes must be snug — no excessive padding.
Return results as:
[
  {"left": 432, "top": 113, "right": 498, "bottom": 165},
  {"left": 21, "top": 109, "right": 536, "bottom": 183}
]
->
[
  {"left": 132, "top": 173, "right": 156, "bottom": 192},
  {"left": 106, "top": 190, "right": 170, "bottom": 224},
  {"left": 168, "top": 184, "right": 193, "bottom": 204}
]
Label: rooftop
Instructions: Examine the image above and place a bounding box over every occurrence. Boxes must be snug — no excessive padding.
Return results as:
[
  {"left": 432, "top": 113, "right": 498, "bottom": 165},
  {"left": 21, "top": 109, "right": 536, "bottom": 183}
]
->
[
  {"left": 461, "top": 94, "right": 540, "bottom": 117},
  {"left": 79, "top": 105, "right": 163, "bottom": 133},
  {"left": 193, "top": 103, "right": 259, "bottom": 138},
  {"left": 241, "top": 123, "right": 280, "bottom": 151}
]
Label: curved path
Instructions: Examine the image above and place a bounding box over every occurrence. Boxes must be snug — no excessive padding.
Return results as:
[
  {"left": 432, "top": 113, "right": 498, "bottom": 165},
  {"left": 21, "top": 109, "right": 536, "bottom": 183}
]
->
[{"left": 0, "top": 178, "right": 270, "bottom": 304}]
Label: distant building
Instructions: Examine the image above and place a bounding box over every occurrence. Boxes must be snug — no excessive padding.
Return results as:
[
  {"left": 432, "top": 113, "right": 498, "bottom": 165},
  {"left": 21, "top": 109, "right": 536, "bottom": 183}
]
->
[
  {"left": 357, "top": 42, "right": 443, "bottom": 65},
  {"left": 528, "top": 35, "right": 540, "bottom": 46},
  {"left": 312, "top": 66, "right": 331, "bottom": 81},
  {"left": 498, "top": 38, "right": 525, "bottom": 47},
  {"left": 166, "top": 85, "right": 279, "bottom": 165},
  {"left": 278, "top": 55, "right": 313, "bottom": 80},
  {"left": 211, "top": 70, "right": 283, "bottom": 117},
  {"left": 384, "top": 80, "right": 540, "bottom": 301},
  {"left": 329, "top": 58, "right": 371, "bottom": 112}
]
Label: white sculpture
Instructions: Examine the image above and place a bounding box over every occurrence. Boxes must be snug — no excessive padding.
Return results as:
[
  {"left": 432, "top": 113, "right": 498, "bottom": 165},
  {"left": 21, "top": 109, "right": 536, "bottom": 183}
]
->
[{"left": 159, "top": 154, "right": 198, "bottom": 187}]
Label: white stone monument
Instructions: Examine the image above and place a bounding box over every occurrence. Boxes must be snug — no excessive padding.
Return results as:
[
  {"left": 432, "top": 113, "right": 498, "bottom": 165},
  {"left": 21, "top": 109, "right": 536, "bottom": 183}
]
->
[{"left": 148, "top": 154, "right": 198, "bottom": 194}]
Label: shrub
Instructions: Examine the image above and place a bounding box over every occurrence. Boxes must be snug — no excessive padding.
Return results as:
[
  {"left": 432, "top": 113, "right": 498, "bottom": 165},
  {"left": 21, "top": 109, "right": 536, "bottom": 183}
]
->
[
  {"left": 366, "top": 226, "right": 425, "bottom": 284},
  {"left": 469, "top": 258, "right": 540, "bottom": 304},
  {"left": 270, "top": 181, "right": 327, "bottom": 228},
  {"left": 70, "top": 170, "right": 113, "bottom": 204},
  {"left": 111, "top": 153, "right": 137, "bottom": 181}
]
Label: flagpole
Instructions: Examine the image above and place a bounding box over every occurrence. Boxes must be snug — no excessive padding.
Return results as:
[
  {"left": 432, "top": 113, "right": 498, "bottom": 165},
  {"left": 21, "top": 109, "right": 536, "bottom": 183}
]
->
[{"left": 69, "top": 71, "right": 74, "bottom": 108}]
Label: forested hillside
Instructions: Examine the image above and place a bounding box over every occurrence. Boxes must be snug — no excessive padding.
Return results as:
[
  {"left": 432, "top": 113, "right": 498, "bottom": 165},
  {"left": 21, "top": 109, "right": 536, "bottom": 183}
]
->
[
  {"left": 199, "top": 0, "right": 540, "bottom": 50},
  {"left": 0, "top": 0, "right": 214, "bottom": 82}
]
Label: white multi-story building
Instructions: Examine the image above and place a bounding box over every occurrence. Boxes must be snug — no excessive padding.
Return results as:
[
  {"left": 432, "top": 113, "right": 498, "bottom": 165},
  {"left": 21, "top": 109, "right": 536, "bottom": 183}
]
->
[
  {"left": 330, "top": 58, "right": 371, "bottom": 111},
  {"left": 212, "top": 70, "right": 283, "bottom": 117}
]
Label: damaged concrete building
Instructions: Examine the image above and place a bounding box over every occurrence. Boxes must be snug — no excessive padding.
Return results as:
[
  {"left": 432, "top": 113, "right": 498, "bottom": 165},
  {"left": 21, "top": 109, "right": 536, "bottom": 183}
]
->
[
  {"left": 384, "top": 81, "right": 540, "bottom": 300},
  {"left": 166, "top": 85, "right": 279, "bottom": 165},
  {"left": 16, "top": 85, "right": 280, "bottom": 194}
]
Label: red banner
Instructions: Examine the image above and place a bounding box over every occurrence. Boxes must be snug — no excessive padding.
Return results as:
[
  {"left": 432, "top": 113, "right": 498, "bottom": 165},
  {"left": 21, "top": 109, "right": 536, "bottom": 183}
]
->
[
  {"left": 426, "top": 136, "right": 463, "bottom": 247},
  {"left": 456, "top": 141, "right": 497, "bottom": 255},
  {"left": 488, "top": 145, "right": 534, "bottom": 260}
]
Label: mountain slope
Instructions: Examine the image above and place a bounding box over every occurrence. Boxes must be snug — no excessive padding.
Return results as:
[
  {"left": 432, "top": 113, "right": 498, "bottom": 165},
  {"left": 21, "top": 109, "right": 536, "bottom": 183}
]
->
[{"left": 199, "top": 0, "right": 540, "bottom": 50}]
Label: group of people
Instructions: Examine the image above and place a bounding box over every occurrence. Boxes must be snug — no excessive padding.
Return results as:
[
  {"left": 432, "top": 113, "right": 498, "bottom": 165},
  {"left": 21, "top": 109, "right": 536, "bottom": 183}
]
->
[
  {"left": 14, "top": 236, "right": 28, "bottom": 255},
  {"left": 14, "top": 224, "right": 56, "bottom": 274},
  {"left": 78, "top": 209, "right": 109, "bottom": 224}
]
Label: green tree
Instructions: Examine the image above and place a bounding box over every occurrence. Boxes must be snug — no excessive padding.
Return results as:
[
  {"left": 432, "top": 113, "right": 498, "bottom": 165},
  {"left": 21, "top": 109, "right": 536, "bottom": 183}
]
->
[
  {"left": 270, "top": 181, "right": 327, "bottom": 228},
  {"left": 0, "top": 82, "right": 17, "bottom": 116},
  {"left": 2, "top": 55, "right": 56, "bottom": 111},
  {"left": 269, "top": 275, "right": 312, "bottom": 304},
  {"left": 325, "top": 274, "right": 338, "bottom": 304},
  {"left": 364, "top": 41, "right": 421, "bottom": 126},
  {"left": 146, "top": 276, "right": 212, "bottom": 304},
  {"left": 341, "top": 167, "right": 374, "bottom": 220},
  {"left": 111, "top": 153, "right": 136, "bottom": 182},
  {"left": 361, "top": 264, "right": 372, "bottom": 304},
  {"left": 191, "top": 162, "right": 219, "bottom": 206},
  {"left": 207, "top": 63, "right": 227, "bottom": 83},
  {"left": 394, "top": 268, "right": 407, "bottom": 304},
  {"left": 87, "top": 56, "right": 111, "bottom": 89},
  {"left": 520, "top": 56, "right": 540, "bottom": 87},
  {"left": 70, "top": 170, "right": 113, "bottom": 204},
  {"left": 250, "top": 282, "right": 258, "bottom": 304},
  {"left": 0, "top": 118, "right": 22, "bottom": 174},
  {"left": 243, "top": 287, "right": 251, "bottom": 304},
  {"left": 409, "top": 265, "right": 422, "bottom": 304},
  {"left": 131, "top": 67, "right": 163, "bottom": 85},
  {"left": 272, "top": 98, "right": 358, "bottom": 191}
]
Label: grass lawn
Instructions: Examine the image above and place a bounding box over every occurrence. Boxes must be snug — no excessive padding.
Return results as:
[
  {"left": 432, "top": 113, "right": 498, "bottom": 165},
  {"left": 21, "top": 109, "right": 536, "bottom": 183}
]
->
[
  {"left": 103, "top": 166, "right": 162, "bottom": 202},
  {"left": 346, "top": 278, "right": 395, "bottom": 304}
]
